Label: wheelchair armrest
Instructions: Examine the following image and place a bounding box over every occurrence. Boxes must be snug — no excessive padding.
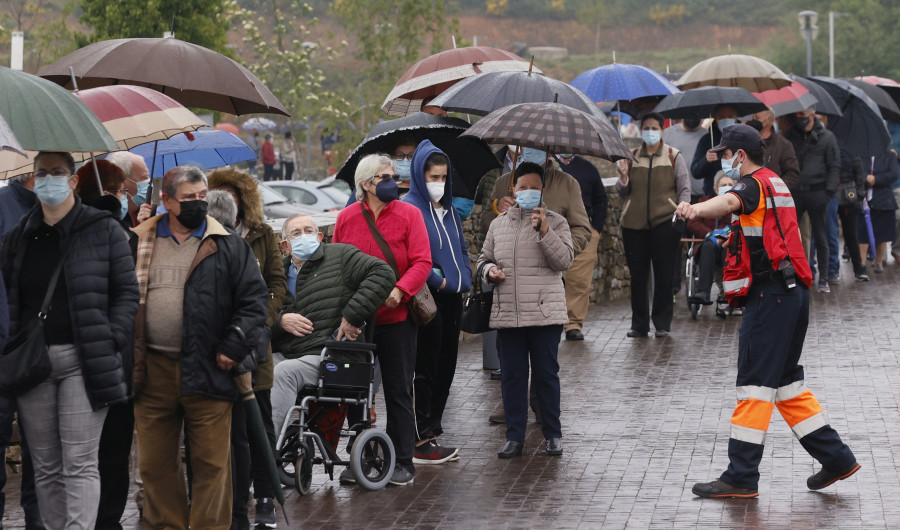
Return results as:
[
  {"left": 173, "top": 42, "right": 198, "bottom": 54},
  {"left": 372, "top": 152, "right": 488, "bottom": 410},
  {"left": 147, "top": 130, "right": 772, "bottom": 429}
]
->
[{"left": 323, "top": 340, "right": 377, "bottom": 353}]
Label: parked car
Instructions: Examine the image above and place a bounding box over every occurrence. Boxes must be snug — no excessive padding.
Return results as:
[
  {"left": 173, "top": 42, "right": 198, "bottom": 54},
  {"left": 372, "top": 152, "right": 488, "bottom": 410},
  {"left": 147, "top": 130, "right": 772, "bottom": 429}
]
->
[
  {"left": 265, "top": 181, "right": 345, "bottom": 212},
  {"left": 259, "top": 182, "right": 321, "bottom": 219}
]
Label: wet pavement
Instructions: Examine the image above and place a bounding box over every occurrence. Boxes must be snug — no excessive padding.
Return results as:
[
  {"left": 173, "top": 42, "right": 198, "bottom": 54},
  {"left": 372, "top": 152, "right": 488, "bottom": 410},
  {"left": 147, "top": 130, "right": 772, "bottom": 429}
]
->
[{"left": 3, "top": 259, "right": 900, "bottom": 529}]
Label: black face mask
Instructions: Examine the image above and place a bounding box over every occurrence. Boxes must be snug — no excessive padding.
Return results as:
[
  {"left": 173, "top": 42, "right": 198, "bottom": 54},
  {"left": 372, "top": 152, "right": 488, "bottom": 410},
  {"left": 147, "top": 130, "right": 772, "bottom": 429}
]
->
[
  {"left": 175, "top": 199, "right": 208, "bottom": 230},
  {"left": 683, "top": 118, "right": 701, "bottom": 130},
  {"left": 793, "top": 115, "right": 811, "bottom": 130}
]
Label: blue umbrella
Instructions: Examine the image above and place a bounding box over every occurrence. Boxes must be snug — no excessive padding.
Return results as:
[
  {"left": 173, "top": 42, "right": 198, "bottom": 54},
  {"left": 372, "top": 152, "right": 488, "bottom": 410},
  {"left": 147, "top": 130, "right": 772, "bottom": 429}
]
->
[
  {"left": 128, "top": 128, "right": 257, "bottom": 178},
  {"left": 571, "top": 63, "right": 680, "bottom": 103}
]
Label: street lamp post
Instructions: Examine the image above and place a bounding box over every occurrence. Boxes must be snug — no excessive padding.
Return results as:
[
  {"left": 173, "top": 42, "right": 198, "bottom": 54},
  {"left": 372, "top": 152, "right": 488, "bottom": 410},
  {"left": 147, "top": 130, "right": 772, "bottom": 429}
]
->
[
  {"left": 798, "top": 10, "right": 819, "bottom": 77},
  {"left": 829, "top": 11, "right": 848, "bottom": 78}
]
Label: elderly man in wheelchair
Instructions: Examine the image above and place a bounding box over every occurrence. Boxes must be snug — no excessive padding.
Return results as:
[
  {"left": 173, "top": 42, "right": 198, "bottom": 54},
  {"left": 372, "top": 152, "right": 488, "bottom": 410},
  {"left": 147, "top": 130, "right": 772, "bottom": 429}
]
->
[
  {"left": 270, "top": 213, "right": 396, "bottom": 492},
  {"left": 686, "top": 174, "right": 736, "bottom": 307}
]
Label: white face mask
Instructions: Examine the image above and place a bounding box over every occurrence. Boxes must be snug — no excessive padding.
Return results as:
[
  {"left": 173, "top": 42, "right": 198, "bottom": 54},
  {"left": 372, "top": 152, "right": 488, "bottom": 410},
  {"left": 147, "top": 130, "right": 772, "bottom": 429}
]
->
[{"left": 426, "top": 181, "right": 445, "bottom": 203}]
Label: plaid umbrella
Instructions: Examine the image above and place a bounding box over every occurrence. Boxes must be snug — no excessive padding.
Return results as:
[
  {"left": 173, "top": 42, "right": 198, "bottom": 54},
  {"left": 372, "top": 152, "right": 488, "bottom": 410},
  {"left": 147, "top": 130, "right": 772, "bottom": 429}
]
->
[{"left": 461, "top": 101, "right": 631, "bottom": 161}]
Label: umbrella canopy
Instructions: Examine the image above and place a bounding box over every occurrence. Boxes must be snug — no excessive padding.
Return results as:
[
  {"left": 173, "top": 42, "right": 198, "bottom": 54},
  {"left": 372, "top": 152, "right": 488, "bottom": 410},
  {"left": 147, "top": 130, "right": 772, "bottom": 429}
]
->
[
  {"left": 381, "top": 46, "right": 540, "bottom": 116},
  {"left": 807, "top": 77, "right": 889, "bottom": 159},
  {"left": 653, "top": 86, "right": 768, "bottom": 120},
  {"left": 753, "top": 82, "right": 819, "bottom": 117},
  {"left": 787, "top": 75, "right": 842, "bottom": 117},
  {"left": 461, "top": 101, "right": 631, "bottom": 162},
  {"left": 128, "top": 129, "right": 257, "bottom": 178},
  {"left": 571, "top": 63, "right": 680, "bottom": 103},
  {"left": 0, "top": 114, "right": 25, "bottom": 156},
  {"left": 676, "top": 54, "right": 792, "bottom": 92},
  {"left": 75, "top": 85, "right": 207, "bottom": 150},
  {"left": 842, "top": 79, "right": 900, "bottom": 123},
  {"left": 336, "top": 113, "right": 500, "bottom": 199},
  {"left": 856, "top": 75, "right": 900, "bottom": 110},
  {"left": 39, "top": 38, "right": 288, "bottom": 116},
  {"left": 242, "top": 117, "right": 277, "bottom": 131},
  {"left": 214, "top": 122, "right": 240, "bottom": 135},
  {"left": 426, "top": 70, "right": 605, "bottom": 118}
]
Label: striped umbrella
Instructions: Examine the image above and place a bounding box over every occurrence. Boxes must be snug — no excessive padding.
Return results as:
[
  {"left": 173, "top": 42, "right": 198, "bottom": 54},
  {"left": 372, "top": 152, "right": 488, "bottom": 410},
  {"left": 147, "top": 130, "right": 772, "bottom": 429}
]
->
[{"left": 753, "top": 82, "right": 819, "bottom": 117}]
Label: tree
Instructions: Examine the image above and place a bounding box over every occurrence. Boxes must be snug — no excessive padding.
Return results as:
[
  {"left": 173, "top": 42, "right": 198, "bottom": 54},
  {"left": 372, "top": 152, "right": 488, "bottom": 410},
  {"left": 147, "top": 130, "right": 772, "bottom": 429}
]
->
[
  {"left": 0, "top": 0, "right": 80, "bottom": 72},
  {"left": 78, "top": 0, "right": 231, "bottom": 54}
]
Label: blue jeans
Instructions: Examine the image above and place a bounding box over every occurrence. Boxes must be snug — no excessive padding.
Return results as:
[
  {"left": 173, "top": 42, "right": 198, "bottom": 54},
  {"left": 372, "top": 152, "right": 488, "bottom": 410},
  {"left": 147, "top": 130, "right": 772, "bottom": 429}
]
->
[{"left": 826, "top": 196, "right": 840, "bottom": 277}]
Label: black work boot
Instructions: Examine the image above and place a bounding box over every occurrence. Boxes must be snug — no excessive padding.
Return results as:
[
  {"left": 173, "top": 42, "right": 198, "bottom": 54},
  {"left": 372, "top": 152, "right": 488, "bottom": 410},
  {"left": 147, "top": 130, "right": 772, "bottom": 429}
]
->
[{"left": 692, "top": 479, "right": 759, "bottom": 499}]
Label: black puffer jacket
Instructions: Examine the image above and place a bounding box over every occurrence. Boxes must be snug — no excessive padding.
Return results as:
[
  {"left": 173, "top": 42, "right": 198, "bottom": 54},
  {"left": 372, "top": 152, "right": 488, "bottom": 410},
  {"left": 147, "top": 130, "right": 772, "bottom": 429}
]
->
[
  {"left": 785, "top": 118, "right": 840, "bottom": 194},
  {"left": 132, "top": 215, "right": 268, "bottom": 401},
  {"left": 0, "top": 198, "right": 139, "bottom": 409},
  {"left": 272, "top": 243, "right": 394, "bottom": 360}
]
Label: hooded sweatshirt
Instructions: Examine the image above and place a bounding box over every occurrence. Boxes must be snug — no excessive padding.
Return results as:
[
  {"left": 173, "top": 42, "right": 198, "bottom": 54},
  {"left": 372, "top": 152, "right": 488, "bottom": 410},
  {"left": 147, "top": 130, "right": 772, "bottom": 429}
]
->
[{"left": 404, "top": 140, "right": 472, "bottom": 294}]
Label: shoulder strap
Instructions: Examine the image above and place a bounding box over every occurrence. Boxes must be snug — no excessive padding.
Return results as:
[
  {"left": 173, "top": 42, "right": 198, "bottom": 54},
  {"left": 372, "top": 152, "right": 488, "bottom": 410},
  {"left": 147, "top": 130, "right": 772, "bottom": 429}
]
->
[
  {"left": 360, "top": 203, "right": 401, "bottom": 280},
  {"left": 668, "top": 146, "right": 676, "bottom": 167},
  {"left": 39, "top": 246, "right": 72, "bottom": 319}
]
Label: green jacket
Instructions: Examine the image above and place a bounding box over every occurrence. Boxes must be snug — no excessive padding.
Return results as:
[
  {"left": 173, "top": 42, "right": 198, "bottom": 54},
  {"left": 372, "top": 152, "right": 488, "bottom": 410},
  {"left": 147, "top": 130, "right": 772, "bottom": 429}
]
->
[
  {"left": 272, "top": 243, "right": 394, "bottom": 361},
  {"left": 246, "top": 222, "right": 287, "bottom": 390}
]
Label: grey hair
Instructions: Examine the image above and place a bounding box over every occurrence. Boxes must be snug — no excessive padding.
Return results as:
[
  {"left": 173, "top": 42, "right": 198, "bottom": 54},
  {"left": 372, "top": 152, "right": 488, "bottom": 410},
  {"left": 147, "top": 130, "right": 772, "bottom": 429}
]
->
[
  {"left": 354, "top": 153, "right": 395, "bottom": 201},
  {"left": 161, "top": 165, "right": 207, "bottom": 198},
  {"left": 206, "top": 190, "right": 238, "bottom": 228},
  {"left": 281, "top": 212, "right": 318, "bottom": 239},
  {"left": 106, "top": 152, "right": 133, "bottom": 177}
]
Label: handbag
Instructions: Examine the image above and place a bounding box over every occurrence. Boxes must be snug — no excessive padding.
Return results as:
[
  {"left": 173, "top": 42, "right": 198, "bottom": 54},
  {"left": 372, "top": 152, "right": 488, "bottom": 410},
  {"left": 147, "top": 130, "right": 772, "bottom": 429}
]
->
[
  {"left": 0, "top": 251, "right": 70, "bottom": 395},
  {"left": 460, "top": 262, "right": 494, "bottom": 334},
  {"left": 361, "top": 204, "right": 437, "bottom": 326},
  {"left": 838, "top": 181, "right": 861, "bottom": 209}
]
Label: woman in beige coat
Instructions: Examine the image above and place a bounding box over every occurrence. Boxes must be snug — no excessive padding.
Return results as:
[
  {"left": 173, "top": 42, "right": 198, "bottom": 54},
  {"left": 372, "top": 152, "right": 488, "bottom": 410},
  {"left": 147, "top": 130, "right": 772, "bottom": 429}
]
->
[{"left": 478, "top": 162, "right": 574, "bottom": 459}]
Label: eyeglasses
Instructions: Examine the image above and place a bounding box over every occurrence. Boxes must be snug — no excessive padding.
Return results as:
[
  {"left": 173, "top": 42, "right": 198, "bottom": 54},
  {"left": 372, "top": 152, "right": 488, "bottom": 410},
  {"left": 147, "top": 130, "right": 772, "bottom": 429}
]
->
[
  {"left": 285, "top": 228, "right": 318, "bottom": 240},
  {"left": 33, "top": 169, "right": 71, "bottom": 179},
  {"left": 370, "top": 174, "right": 400, "bottom": 183},
  {"left": 392, "top": 154, "right": 413, "bottom": 161}
]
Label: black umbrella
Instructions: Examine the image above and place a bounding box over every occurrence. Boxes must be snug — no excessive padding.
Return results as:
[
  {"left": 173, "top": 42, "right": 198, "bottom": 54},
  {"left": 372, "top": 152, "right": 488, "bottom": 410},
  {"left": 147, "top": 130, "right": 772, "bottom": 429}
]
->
[
  {"left": 788, "top": 75, "right": 843, "bottom": 117},
  {"left": 336, "top": 113, "right": 500, "bottom": 199},
  {"left": 807, "top": 77, "right": 889, "bottom": 159},
  {"left": 653, "top": 86, "right": 768, "bottom": 120},
  {"left": 842, "top": 78, "right": 900, "bottom": 123},
  {"left": 427, "top": 70, "right": 605, "bottom": 118}
]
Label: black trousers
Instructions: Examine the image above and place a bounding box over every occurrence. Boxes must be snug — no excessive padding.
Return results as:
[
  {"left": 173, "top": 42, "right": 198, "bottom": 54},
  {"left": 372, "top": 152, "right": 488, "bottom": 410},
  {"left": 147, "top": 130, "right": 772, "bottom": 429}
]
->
[
  {"left": 414, "top": 289, "right": 463, "bottom": 441},
  {"left": 250, "top": 389, "right": 276, "bottom": 500},
  {"left": 262, "top": 164, "right": 275, "bottom": 181},
  {"left": 794, "top": 189, "right": 830, "bottom": 279},
  {"left": 231, "top": 389, "right": 277, "bottom": 526},
  {"left": 372, "top": 320, "right": 417, "bottom": 471},
  {"left": 622, "top": 223, "right": 680, "bottom": 333},
  {"left": 838, "top": 205, "right": 864, "bottom": 274},
  {"left": 283, "top": 162, "right": 295, "bottom": 181},
  {"left": 96, "top": 400, "right": 135, "bottom": 530},
  {"left": 0, "top": 393, "right": 40, "bottom": 524},
  {"left": 697, "top": 239, "right": 724, "bottom": 296}
]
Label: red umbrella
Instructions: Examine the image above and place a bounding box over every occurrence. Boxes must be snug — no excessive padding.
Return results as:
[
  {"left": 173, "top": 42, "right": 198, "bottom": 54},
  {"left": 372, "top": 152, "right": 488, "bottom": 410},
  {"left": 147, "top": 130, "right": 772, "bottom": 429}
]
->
[
  {"left": 753, "top": 81, "right": 819, "bottom": 117},
  {"left": 215, "top": 122, "right": 240, "bottom": 135},
  {"left": 381, "top": 46, "right": 540, "bottom": 116}
]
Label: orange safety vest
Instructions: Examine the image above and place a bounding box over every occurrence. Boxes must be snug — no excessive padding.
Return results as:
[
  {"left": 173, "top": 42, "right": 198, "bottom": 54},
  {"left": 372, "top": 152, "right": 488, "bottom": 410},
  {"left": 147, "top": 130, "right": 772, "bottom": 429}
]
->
[{"left": 723, "top": 168, "right": 813, "bottom": 306}]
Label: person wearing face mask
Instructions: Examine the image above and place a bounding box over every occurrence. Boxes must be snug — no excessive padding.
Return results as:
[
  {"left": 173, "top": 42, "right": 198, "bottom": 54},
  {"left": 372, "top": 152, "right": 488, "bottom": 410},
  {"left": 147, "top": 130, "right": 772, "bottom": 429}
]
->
[
  {"left": 616, "top": 112, "right": 691, "bottom": 338},
  {"left": 0, "top": 151, "right": 139, "bottom": 529},
  {"left": 782, "top": 106, "right": 840, "bottom": 293},
  {"left": 749, "top": 109, "right": 800, "bottom": 189},
  {"left": 107, "top": 151, "right": 153, "bottom": 227},
  {"left": 686, "top": 174, "right": 737, "bottom": 304},
  {"left": 392, "top": 135, "right": 418, "bottom": 194},
  {"left": 477, "top": 162, "right": 574, "bottom": 458},
  {"left": 691, "top": 105, "right": 740, "bottom": 196},
  {"left": 131, "top": 165, "right": 268, "bottom": 530},
  {"left": 675, "top": 124, "right": 859, "bottom": 500},
  {"left": 402, "top": 141, "right": 472, "bottom": 464},
  {"left": 206, "top": 167, "right": 286, "bottom": 529},
  {"left": 663, "top": 118, "right": 708, "bottom": 203},
  {"left": 269, "top": 212, "right": 394, "bottom": 467},
  {"left": 333, "top": 153, "right": 432, "bottom": 486}
]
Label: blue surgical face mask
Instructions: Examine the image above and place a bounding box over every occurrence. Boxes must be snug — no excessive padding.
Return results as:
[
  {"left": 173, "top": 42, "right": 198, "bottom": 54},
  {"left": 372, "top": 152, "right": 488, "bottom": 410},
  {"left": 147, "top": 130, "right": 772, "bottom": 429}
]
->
[
  {"left": 721, "top": 153, "right": 742, "bottom": 179},
  {"left": 395, "top": 158, "right": 411, "bottom": 180},
  {"left": 452, "top": 197, "right": 474, "bottom": 220},
  {"left": 119, "top": 195, "right": 129, "bottom": 220},
  {"left": 642, "top": 130, "right": 661, "bottom": 146},
  {"left": 520, "top": 148, "right": 547, "bottom": 166},
  {"left": 290, "top": 233, "right": 320, "bottom": 261},
  {"left": 132, "top": 179, "right": 150, "bottom": 206},
  {"left": 717, "top": 118, "right": 737, "bottom": 130},
  {"left": 717, "top": 185, "right": 733, "bottom": 196},
  {"left": 515, "top": 189, "right": 542, "bottom": 210},
  {"left": 33, "top": 174, "right": 72, "bottom": 206}
]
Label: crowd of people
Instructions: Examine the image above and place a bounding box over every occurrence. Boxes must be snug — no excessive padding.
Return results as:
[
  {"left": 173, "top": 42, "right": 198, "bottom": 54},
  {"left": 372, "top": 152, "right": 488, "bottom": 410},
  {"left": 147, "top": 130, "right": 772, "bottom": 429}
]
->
[{"left": 0, "top": 96, "right": 896, "bottom": 528}]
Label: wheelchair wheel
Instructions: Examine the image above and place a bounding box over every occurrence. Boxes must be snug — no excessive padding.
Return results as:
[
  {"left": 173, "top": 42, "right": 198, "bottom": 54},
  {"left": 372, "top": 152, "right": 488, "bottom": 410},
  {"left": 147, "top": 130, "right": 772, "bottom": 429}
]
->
[
  {"left": 689, "top": 301, "right": 700, "bottom": 320},
  {"left": 294, "top": 438, "right": 314, "bottom": 495},
  {"left": 277, "top": 425, "right": 299, "bottom": 488},
  {"left": 349, "top": 428, "right": 395, "bottom": 491}
]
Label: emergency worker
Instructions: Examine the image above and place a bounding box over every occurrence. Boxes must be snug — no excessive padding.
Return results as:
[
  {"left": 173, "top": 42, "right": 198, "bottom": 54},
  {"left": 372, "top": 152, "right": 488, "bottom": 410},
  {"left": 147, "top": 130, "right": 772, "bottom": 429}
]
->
[{"left": 675, "top": 124, "right": 859, "bottom": 499}]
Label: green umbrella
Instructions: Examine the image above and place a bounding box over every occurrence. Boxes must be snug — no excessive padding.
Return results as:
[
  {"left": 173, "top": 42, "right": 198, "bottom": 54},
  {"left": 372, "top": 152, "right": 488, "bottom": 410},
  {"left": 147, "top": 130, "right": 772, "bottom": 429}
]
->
[{"left": 0, "top": 66, "right": 116, "bottom": 152}]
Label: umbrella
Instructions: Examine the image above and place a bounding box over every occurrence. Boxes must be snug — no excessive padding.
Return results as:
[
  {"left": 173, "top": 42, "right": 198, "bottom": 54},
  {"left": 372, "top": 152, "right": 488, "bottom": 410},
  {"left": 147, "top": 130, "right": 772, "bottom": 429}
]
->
[
  {"left": 214, "top": 123, "right": 240, "bottom": 135},
  {"left": 571, "top": 63, "right": 680, "bottom": 102},
  {"left": 856, "top": 75, "right": 900, "bottom": 109},
  {"left": 842, "top": 79, "right": 900, "bottom": 123},
  {"left": 788, "top": 75, "right": 843, "bottom": 117},
  {"left": 807, "top": 77, "right": 889, "bottom": 159},
  {"left": 0, "top": 114, "right": 25, "bottom": 156},
  {"left": 426, "top": 69, "right": 605, "bottom": 118},
  {"left": 0, "top": 66, "right": 118, "bottom": 179},
  {"left": 242, "top": 117, "right": 277, "bottom": 131},
  {"left": 336, "top": 113, "right": 500, "bottom": 199},
  {"left": 461, "top": 100, "right": 631, "bottom": 162},
  {"left": 381, "top": 46, "right": 540, "bottom": 116},
  {"left": 39, "top": 38, "right": 289, "bottom": 116},
  {"left": 128, "top": 129, "right": 257, "bottom": 178},
  {"left": 654, "top": 86, "right": 768, "bottom": 120},
  {"left": 676, "top": 54, "right": 792, "bottom": 92},
  {"left": 753, "top": 82, "right": 819, "bottom": 117}
]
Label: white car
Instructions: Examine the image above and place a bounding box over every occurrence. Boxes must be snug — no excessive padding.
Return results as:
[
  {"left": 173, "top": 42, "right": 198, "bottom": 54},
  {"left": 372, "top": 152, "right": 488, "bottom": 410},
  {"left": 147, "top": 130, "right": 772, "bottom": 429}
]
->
[{"left": 266, "top": 181, "right": 346, "bottom": 212}]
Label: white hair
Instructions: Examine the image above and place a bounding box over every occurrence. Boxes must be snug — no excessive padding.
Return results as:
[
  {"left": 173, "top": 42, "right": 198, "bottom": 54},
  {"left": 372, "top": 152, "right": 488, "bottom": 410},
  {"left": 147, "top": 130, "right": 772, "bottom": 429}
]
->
[
  {"left": 207, "top": 190, "right": 238, "bottom": 228},
  {"left": 354, "top": 153, "right": 395, "bottom": 201},
  {"left": 282, "top": 213, "right": 318, "bottom": 239},
  {"left": 106, "top": 152, "right": 133, "bottom": 177}
]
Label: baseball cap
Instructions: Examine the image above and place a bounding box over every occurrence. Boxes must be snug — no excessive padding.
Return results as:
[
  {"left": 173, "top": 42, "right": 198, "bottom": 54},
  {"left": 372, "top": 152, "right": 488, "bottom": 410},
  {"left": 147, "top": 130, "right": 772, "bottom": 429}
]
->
[{"left": 710, "top": 123, "right": 765, "bottom": 155}]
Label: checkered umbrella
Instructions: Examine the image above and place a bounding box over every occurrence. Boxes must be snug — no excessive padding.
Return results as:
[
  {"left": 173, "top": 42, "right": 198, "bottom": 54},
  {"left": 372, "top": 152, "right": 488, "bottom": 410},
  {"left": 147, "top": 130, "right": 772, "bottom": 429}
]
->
[{"left": 461, "top": 100, "right": 631, "bottom": 162}]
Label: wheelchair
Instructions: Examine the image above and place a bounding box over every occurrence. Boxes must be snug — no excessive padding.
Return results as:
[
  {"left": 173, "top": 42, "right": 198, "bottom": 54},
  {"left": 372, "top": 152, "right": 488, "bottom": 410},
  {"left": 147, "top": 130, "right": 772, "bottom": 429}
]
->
[
  {"left": 683, "top": 238, "right": 729, "bottom": 320},
  {"left": 275, "top": 337, "right": 395, "bottom": 494}
]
